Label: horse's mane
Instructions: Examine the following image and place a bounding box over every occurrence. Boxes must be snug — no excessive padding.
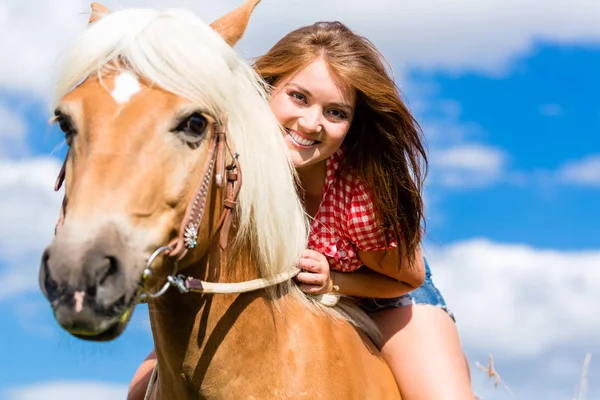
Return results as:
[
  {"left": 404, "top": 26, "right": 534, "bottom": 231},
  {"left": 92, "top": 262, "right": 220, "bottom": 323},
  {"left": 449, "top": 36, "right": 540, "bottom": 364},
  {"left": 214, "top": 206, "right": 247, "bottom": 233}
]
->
[{"left": 52, "top": 7, "right": 380, "bottom": 343}]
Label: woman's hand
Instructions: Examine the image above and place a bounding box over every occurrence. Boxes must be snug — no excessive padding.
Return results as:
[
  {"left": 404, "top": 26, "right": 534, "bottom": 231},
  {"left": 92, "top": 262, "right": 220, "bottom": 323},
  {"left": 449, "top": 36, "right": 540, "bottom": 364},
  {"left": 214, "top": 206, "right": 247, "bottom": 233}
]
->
[{"left": 296, "top": 249, "right": 333, "bottom": 295}]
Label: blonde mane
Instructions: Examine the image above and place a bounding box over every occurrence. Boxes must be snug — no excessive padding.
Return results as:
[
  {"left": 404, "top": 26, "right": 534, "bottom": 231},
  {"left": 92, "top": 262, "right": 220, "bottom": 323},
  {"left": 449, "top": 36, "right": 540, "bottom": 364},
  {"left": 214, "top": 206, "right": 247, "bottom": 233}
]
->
[{"left": 53, "top": 7, "right": 309, "bottom": 280}]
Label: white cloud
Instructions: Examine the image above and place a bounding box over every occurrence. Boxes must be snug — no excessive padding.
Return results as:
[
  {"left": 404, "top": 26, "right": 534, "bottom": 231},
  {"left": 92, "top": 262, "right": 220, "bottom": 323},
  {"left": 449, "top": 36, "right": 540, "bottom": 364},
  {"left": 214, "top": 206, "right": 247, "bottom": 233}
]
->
[
  {"left": 351, "top": 0, "right": 600, "bottom": 77},
  {"left": 426, "top": 148, "right": 600, "bottom": 190},
  {"left": 1, "top": 0, "right": 600, "bottom": 99},
  {"left": 409, "top": 93, "right": 514, "bottom": 190},
  {"left": 12, "top": 300, "right": 56, "bottom": 337},
  {"left": 0, "top": 269, "right": 40, "bottom": 301},
  {"left": 557, "top": 154, "right": 600, "bottom": 187},
  {"left": 0, "top": 156, "right": 62, "bottom": 300},
  {"left": 433, "top": 144, "right": 505, "bottom": 171},
  {"left": 429, "top": 144, "right": 508, "bottom": 187},
  {"left": 0, "top": 102, "right": 26, "bottom": 140},
  {"left": 0, "top": 0, "right": 247, "bottom": 98},
  {"left": 424, "top": 238, "right": 600, "bottom": 357},
  {"left": 6, "top": 381, "right": 127, "bottom": 400},
  {"left": 0, "top": 102, "right": 28, "bottom": 157},
  {"left": 419, "top": 108, "right": 486, "bottom": 146},
  {"left": 0, "top": 0, "right": 86, "bottom": 97}
]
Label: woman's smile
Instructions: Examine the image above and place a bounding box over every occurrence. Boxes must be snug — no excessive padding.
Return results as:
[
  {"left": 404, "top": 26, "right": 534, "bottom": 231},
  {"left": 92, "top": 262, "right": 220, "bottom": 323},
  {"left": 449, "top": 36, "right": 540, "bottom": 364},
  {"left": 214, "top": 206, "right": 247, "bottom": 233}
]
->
[{"left": 285, "top": 127, "right": 321, "bottom": 148}]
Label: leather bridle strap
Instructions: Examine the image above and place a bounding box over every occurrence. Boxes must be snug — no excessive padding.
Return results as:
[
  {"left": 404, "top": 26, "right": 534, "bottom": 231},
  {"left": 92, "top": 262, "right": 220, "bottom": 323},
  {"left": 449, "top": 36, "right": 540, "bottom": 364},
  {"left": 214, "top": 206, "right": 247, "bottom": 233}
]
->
[
  {"left": 54, "top": 151, "right": 68, "bottom": 234},
  {"left": 212, "top": 124, "right": 242, "bottom": 250},
  {"left": 166, "top": 123, "right": 241, "bottom": 261},
  {"left": 166, "top": 133, "right": 218, "bottom": 260},
  {"left": 184, "top": 267, "right": 300, "bottom": 294}
]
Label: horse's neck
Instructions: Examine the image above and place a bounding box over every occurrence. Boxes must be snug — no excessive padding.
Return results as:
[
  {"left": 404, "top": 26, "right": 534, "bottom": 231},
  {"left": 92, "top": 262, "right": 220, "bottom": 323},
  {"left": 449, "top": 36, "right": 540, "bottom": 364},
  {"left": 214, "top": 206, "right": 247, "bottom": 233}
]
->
[{"left": 149, "top": 239, "right": 274, "bottom": 397}]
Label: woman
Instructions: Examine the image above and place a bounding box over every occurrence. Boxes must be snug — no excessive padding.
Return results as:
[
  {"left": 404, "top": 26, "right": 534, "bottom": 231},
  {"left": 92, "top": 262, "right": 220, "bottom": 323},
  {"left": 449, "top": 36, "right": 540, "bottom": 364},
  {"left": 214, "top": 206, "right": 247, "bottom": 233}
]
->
[
  {"left": 129, "top": 21, "right": 473, "bottom": 400},
  {"left": 254, "top": 21, "right": 472, "bottom": 400}
]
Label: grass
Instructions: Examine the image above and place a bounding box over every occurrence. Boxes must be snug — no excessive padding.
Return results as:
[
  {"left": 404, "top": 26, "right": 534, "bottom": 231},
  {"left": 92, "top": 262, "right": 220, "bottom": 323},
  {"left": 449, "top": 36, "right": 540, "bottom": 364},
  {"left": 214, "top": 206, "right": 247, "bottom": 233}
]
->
[
  {"left": 573, "top": 353, "right": 592, "bottom": 400},
  {"left": 473, "top": 353, "right": 592, "bottom": 400}
]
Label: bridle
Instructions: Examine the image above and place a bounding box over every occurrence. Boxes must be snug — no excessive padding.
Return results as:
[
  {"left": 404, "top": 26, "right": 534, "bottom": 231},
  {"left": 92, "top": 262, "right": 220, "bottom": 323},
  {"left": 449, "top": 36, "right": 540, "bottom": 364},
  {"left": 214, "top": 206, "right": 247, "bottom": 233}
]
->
[{"left": 53, "top": 121, "right": 301, "bottom": 300}]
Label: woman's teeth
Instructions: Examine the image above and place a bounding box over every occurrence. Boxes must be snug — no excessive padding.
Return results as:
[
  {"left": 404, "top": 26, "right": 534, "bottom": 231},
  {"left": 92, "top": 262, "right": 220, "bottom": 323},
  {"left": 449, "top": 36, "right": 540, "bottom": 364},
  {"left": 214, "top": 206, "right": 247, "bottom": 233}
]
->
[{"left": 287, "top": 129, "right": 318, "bottom": 146}]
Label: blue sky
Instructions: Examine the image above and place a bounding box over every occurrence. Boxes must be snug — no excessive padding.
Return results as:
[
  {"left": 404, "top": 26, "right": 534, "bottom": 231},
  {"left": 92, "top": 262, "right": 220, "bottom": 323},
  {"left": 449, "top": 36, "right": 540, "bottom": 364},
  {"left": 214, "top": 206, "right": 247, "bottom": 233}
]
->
[
  {"left": 415, "top": 43, "right": 600, "bottom": 249},
  {"left": 0, "top": 1, "right": 598, "bottom": 399}
]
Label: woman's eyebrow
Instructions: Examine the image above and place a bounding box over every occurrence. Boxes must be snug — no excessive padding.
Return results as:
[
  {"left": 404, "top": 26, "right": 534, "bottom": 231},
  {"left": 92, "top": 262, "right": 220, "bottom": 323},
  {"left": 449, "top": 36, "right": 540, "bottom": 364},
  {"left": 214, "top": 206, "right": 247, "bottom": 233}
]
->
[
  {"left": 287, "top": 82, "right": 354, "bottom": 112},
  {"left": 287, "top": 82, "right": 312, "bottom": 96},
  {"left": 330, "top": 102, "right": 354, "bottom": 113}
]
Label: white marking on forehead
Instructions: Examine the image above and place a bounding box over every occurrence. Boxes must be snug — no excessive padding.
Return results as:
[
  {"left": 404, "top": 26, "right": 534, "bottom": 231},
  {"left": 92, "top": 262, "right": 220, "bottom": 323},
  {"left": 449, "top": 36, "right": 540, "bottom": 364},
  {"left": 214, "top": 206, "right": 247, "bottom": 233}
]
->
[{"left": 110, "top": 71, "right": 141, "bottom": 104}]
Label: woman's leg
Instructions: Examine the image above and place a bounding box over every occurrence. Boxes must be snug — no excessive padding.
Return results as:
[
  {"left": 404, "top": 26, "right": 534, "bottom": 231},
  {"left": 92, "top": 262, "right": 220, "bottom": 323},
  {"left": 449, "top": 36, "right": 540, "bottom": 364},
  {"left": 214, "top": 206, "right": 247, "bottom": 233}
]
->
[
  {"left": 362, "top": 258, "right": 473, "bottom": 400},
  {"left": 127, "top": 350, "right": 157, "bottom": 400},
  {"left": 370, "top": 304, "right": 473, "bottom": 400}
]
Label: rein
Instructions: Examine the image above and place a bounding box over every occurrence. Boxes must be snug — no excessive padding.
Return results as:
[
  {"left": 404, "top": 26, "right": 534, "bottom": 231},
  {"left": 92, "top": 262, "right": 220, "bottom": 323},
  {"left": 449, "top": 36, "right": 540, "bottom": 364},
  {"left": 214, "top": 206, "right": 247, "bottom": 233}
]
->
[{"left": 53, "top": 121, "right": 301, "bottom": 298}]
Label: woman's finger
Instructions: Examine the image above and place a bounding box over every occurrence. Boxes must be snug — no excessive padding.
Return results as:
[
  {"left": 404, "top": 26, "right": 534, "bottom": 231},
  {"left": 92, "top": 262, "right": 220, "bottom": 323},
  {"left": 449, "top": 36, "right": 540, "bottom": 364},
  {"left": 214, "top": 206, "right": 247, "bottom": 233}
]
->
[
  {"left": 297, "top": 257, "right": 319, "bottom": 272},
  {"left": 299, "top": 284, "right": 324, "bottom": 294},
  {"left": 302, "top": 249, "right": 327, "bottom": 261},
  {"left": 296, "top": 272, "right": 325, "bottom": 286}
]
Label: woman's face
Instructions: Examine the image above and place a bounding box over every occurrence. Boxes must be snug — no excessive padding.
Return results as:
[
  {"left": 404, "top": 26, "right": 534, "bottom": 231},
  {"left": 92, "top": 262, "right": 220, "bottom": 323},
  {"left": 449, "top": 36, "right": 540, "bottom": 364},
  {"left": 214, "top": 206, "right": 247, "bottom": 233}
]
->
[{"left": 269, "top": 58, "right": 356, "bottom": 170}]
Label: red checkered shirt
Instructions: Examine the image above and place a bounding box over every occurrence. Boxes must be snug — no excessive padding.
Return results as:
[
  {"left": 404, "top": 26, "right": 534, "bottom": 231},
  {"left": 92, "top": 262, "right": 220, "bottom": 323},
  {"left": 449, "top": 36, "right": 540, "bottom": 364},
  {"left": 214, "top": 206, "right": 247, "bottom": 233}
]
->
[{"left": 307, "top": 148, "right": 398, "bottom": 272}]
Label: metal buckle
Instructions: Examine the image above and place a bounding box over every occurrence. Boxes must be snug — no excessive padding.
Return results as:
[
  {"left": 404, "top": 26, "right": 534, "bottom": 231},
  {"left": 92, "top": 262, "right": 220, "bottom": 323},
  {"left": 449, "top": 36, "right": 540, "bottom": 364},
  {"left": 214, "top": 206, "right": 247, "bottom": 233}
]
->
[
  {"left": 168, "top": 274, "right": 190, "bottom": 294},
  {"left": 139, "top": 245, "right": 178, "bottom": 301}
]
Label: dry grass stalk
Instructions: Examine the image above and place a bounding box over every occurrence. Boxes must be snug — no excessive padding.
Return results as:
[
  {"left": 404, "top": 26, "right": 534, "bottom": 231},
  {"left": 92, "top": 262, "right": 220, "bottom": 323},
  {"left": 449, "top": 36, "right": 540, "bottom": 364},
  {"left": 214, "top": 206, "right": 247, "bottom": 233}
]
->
[
  {"left": 476, "top": 354, "right": 515, "bottom": 398},
  {"left": 573, "top": 353, "right": 592, "bottom": 400}
]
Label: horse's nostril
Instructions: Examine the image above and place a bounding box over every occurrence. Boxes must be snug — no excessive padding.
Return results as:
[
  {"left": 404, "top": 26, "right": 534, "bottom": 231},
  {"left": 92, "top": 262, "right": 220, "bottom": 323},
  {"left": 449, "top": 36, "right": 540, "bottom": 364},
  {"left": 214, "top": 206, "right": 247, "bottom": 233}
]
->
[
  {"left": 88, "top": 255, "right": 125, "bottom": 307},
  {"left": 98, "top": 256, "right": 119, "bottom": 286},
  {"left": 83, "top": 253, "right": 123, "bottom": 301},
  {"left": 40, "top": 250, "right": 59, "bottom": 299},
  {"left": 86, "top": 283, "right": 97, "bottom": 298}
]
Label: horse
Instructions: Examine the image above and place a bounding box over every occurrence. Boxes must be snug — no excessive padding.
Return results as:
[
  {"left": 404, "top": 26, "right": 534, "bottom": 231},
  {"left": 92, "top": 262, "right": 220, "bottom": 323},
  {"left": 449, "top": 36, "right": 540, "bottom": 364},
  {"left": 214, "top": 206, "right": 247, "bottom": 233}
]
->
[{"left": 39, "top": 2, "right": 401, "bottom": 399}]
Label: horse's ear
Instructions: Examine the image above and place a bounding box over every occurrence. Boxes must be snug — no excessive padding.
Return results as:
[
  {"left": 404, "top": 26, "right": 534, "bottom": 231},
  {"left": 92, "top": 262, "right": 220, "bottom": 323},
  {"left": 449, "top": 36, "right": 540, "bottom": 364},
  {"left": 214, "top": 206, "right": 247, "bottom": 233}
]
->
[
  {"left": 210, "top": 0, "right": 261, "bottom": 47},
  {"left": 89, "top": 2, "right": 111, "bottom": 24}
]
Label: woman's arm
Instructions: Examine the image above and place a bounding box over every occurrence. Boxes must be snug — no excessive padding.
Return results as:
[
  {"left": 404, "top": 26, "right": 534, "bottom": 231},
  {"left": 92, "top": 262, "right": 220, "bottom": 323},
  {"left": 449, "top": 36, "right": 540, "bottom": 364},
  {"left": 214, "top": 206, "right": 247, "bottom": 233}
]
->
[
  {"left": 296, "top": 247, "right": 425, "bottom": 298},
  {"left": 333, "top": 246, "right": 425, "bottom": 298},
  {"left": 358, "top": 245, "right": 425, "bottom": 286},
  {"left": 127, "top": 350, "right": 157, "bottom": 400}
]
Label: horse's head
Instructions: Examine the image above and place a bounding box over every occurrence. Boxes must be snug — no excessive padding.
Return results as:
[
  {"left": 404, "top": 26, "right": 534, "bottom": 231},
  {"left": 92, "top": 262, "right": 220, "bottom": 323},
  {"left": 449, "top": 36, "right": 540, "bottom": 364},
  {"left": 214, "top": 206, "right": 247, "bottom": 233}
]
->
[{"left": 39, "top": 1, "right": 307, "bottom": 342}]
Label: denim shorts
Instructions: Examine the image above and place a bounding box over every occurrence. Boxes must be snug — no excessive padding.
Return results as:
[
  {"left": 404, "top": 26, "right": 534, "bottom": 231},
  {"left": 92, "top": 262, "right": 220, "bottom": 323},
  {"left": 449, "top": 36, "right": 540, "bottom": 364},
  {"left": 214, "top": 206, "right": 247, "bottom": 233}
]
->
[{"left": 356, "top": 258, "right": 455, "bottom": 322}]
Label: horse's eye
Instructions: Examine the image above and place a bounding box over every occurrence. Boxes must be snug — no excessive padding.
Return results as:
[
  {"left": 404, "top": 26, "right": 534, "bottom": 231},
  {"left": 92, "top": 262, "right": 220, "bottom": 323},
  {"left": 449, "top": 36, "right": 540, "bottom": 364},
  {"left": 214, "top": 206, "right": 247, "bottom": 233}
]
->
[
  {"left": 54, "top": 110, "right": 76, "bottom": 143},
  {"left": 58, "top": 118, "right": 71, "bottom": 133},
  {"left": 178, "top": 113, "right": 208, "bottom": 136}
]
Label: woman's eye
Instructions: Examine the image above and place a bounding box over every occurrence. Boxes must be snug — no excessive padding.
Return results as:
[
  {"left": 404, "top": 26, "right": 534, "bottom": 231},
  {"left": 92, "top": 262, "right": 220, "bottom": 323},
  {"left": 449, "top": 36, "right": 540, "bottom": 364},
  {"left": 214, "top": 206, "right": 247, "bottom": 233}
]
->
[
  {"left": 177, "top": 113, "right": 208, "bottom": 136},
  {"left": 328, "top": 109, "right": 347, "bottom": 120},
  {"left": 289, "top": 92, "right": 306, "bottom": 103}
]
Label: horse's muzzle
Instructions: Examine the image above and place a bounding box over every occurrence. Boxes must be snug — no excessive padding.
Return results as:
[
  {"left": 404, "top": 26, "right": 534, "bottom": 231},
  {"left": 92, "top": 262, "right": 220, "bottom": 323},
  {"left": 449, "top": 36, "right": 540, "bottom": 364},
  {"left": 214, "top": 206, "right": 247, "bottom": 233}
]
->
[{"left": 39, "top": 234, "right": 136, "bottom": 341}]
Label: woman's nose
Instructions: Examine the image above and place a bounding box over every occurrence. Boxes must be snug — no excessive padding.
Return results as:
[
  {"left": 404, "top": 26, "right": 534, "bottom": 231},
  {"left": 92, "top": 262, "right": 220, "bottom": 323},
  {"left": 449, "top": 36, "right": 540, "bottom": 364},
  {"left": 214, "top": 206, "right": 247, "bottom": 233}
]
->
[{"left": 298, "top": 107, "right": 322, "bottom": 133}]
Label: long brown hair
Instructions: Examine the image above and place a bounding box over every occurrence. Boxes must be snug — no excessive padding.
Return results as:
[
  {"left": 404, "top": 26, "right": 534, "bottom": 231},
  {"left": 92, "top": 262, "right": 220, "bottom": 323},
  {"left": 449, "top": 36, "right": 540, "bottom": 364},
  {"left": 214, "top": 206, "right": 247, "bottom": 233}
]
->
[{"left": 254, "top": 21, "right": 428, "bottom": 267}]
